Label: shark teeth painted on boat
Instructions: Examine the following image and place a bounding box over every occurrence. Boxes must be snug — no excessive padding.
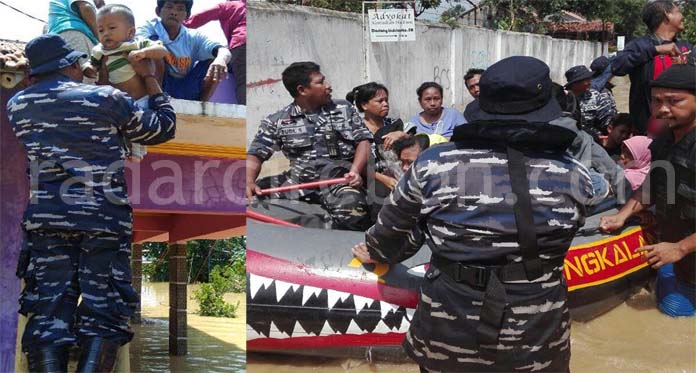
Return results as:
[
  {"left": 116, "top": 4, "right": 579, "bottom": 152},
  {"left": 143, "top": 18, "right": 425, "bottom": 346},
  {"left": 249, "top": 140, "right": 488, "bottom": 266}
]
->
[
  {"left": 248, "top": 273, "right": 274, "bottom": 299},
  {"left": 380, "top": 301, "right": 398, "bottom": 318},
  {"left": 301, "top": 284, "right": 324, "bottom": 306},
  {"left": 274, "top": 279, "right": 293, "bottom": 303},
  {"left": 319, "top": 320, "right": 334, "bottom": 336},
  {"left": 247, "top": 274, "right": 415, "bottom": 339},
  {"left": 268, "top": 321, "right": 291, "bottom": 339},
  {"left": 327, "top": 288, "right": 350, "bottom": 310},
  {"left": 247, "top": 325, "right": 264, "bottom": 340}
]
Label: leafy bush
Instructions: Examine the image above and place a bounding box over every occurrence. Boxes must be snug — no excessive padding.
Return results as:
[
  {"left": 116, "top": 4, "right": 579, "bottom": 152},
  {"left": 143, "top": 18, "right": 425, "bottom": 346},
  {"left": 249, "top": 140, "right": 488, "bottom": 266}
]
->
[
  {"left": 684, "top": 0, "right": 696, "bottom": 47},
  {"left": 193, "top": 283, "right": 239, "bottom": 318},
  {"left": 193, "top": 263, "right": 244, "bottom": 317}
]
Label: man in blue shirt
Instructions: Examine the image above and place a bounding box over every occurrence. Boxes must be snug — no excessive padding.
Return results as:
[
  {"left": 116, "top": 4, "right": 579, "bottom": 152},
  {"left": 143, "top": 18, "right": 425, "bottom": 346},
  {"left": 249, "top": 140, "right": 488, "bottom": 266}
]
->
[
  {"left": 8, "top": 34, "right": 175, "bottom": 372},
  {"left": 137, "top": 0, "right": 231, "bottom": 101}
]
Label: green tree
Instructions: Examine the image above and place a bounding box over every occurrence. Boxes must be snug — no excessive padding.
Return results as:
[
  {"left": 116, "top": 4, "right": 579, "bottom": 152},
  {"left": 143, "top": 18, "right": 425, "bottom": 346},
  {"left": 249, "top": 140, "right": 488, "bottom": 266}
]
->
[
  {"left": 473, "top": 0, "right": 648, "bottom": 40},
  {"left": 142, "top": 237, "right": 246, "bottom": 287},
  {"left": 683, "top": 0, "right": 696, "bottom": 44},
  {"left": 566, "top": 0, "right": 645, "bottom": 41},
  {"left": 142, "top": 242, "right": 169, "bottom": 282},
  {"left": 477, "top": 0, "right": 566, "bottom": 33}
]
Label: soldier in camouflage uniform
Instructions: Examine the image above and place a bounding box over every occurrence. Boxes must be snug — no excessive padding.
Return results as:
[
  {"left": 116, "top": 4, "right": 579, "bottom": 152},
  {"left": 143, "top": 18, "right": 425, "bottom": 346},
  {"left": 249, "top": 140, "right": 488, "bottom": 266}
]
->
[
  {"left": 354, "top": 57, "right": 594, "bottom": 372},
  {"left": 7, "top": 34, "right": 175, "bottom": 372},
  {"left": 565, "top": 65, "right": 618, "bottom": 136},
  {"left": 247, "top": 61, "right": 373, "bottom": 231}
]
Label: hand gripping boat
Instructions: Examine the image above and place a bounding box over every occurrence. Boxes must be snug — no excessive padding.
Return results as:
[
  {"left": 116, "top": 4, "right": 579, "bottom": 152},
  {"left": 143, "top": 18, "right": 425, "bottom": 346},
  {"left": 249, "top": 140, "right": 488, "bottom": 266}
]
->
[{"left": 246, "top": 200, "right": 655, "bottom": 360}]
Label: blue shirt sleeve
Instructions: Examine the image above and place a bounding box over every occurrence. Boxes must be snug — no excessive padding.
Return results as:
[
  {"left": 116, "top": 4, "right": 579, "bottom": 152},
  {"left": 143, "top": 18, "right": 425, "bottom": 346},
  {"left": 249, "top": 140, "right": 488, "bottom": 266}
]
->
[
  {"left": 191, "top": 30, "right": 222, "bottom": 62},
  {"left": 136, "top": 19, "right": 158, "bottom": 41},
  {"left": 452, "top": 107, "right": 467, "bottom": 126}
]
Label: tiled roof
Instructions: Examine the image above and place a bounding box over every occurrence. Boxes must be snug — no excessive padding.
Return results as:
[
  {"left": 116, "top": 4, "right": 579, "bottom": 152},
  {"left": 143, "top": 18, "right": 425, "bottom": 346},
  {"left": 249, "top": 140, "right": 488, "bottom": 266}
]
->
[
  {"left": 547, "top": 20, "right": 614, "bottom": 34},
  {"left": 0, "top": 39, "right": 28, "bottom": 72}
]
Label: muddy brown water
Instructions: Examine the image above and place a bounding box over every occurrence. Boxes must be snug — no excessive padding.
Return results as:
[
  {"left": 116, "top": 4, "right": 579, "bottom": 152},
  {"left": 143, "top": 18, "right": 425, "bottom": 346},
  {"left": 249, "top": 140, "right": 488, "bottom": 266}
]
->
[
  {"left": 246, "top": 290, "right": 696, "bottom": 372},
  {"left": 128, "top": 282, "right": 247, "bottom": 372}
]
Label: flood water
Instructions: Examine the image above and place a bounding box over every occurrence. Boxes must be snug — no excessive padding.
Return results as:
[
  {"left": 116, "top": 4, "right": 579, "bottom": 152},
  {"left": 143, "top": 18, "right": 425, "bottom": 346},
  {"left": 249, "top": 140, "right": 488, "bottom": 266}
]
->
[
  {"left": 247, "top": 289, "right": 696, "bottom": 372},
  {"left": 128, "top": 282, "right": 247, "bottom": 372}
]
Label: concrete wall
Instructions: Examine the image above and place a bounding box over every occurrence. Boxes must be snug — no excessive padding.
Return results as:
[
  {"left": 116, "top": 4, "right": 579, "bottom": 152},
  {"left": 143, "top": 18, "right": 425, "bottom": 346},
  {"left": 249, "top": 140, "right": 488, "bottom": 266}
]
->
[{"left": 247, "top": 1, "right": 605, "bottom": 145}]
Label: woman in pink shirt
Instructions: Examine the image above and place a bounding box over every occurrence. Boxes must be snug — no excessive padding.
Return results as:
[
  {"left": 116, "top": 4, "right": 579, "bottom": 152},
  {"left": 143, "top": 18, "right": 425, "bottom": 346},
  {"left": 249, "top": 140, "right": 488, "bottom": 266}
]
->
[{"left": 184, "top": 0, "right": 246, "bottom": 104}]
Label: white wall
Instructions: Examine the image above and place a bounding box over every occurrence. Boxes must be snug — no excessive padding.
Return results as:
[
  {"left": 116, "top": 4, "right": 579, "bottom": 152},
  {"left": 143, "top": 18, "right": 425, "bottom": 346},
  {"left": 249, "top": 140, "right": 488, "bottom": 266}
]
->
[{"left": 247, "top": 1, "right": 605, "bottom": 145}]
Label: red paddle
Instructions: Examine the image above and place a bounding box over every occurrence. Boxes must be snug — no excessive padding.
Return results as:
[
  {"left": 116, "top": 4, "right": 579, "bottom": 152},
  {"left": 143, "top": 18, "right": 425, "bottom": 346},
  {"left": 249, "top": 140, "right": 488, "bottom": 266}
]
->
[
  {"left": 246, "top": 210, "right": 301, "bottom": 227},
  {"left": 257, "top": 177, "right": 349, "bottom": 195}
]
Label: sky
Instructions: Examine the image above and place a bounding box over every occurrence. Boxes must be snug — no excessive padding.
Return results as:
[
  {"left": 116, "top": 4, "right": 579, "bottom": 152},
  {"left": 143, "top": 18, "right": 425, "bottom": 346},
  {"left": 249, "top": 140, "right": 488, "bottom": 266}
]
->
[{"left": 0, "top": 0, "right": 227, "bottom": 44}]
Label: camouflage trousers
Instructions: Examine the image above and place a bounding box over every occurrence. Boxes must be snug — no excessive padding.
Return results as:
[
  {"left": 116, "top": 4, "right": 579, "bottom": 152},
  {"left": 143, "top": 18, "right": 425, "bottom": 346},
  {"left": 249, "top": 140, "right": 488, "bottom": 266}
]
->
[
  {"left": 257, "top": 171, "right": 371, "bottom": 231},
  {"left": 407, "top": 267, "right": 570, "bottom": 372},
  {"left": 18, "top": 229, "right": 138, "bottom": 352}
]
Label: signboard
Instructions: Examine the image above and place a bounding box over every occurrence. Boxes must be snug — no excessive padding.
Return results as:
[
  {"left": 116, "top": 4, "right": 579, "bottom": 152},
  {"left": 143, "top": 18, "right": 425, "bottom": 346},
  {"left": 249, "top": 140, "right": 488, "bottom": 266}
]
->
[
  {"left": 617, "top": 36, "right": 625, "bottom": 51},
  {"left": 368, "top": 8, "right": 416, "bottom": 42}
]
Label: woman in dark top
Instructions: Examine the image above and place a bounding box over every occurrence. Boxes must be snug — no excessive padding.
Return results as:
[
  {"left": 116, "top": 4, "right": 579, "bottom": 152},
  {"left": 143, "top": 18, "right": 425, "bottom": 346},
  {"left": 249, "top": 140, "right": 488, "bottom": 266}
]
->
[
  {"left": 346, "top": 82, "right": 407, "bottom": 191},
  {"left": 347, "top": 82, "right": 408, "bottom": 222}
]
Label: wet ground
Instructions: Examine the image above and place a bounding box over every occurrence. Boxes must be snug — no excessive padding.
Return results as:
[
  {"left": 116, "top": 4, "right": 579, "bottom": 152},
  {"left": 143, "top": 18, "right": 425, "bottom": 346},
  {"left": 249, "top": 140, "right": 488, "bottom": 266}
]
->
[
  {"left": 247, "top": 289, "right": 696, "bottom": 372},
  {"left": 129, "top": 282, "right": 247, "bottom": 372}
]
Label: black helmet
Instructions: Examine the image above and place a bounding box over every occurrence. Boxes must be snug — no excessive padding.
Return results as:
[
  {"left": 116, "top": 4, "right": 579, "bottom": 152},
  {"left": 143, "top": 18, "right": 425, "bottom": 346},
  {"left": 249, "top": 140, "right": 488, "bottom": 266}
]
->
[{"left": 156, "top": 0, "right": 193, "bottom": 17}]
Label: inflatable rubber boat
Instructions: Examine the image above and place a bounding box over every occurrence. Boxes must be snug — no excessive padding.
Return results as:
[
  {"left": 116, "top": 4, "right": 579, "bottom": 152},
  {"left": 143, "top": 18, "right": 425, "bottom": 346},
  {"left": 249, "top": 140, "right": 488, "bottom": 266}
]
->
[{"left": 246, "top": 200, "right": 655, "bottom": 360}]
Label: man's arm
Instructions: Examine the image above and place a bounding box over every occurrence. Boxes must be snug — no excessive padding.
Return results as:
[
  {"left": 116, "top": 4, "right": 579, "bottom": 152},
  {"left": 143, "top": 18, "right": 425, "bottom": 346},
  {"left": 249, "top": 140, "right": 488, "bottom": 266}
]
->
[
  {"left": 113, "top": 58, "right": 175, "bottom": 145},
  {"left": 345, "top": 103, "right": 373, "bottom": 187},
  {"left": 73, "top": 1, "right": 99, "bottom": 39},
  {"left": 613, "top": 38, "right": 682, "bottom": 76},
  {"left": 246, "top": 155, "right": 263, "bottom": 199},
  {"left": 246, "top": 117, "right": 281, "bottom": 198},
  {"left": 638, "top": 232, "right": 696, "bottom": 269},
  {"left": 612, "top": 38, "right": 655, "bottom": 76},
  {"left": 345, "top": 140, "right": 369, "bottom": 188},
  {"left": 591, "top": 63, "right": 613, "bottom": 91},
  {"left": 129, "top": 44, "right": 169, "bottom": 62},
  {"left": 599, "top": 194, "right": 646, "bottom": 232},
  {"left": 198, "top": 40, "right": 231, "bottom": 100},
  {"left": 141, "top": 44, "right": 169, "bottom": 60},
  {"left": 365, "top": 164, "right": 426, "bottom": 264},
  {"left": 183, "top": 3, "right": 223, "bottom": 29},
  {"left": 206, "top": 46, "right": 232, "bottom": 82}
]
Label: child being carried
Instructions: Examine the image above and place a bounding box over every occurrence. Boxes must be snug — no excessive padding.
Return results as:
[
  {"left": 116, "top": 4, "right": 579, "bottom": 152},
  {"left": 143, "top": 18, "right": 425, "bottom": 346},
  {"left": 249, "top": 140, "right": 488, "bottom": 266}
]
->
[{"left": 85, "top": 4, "right": 168, "bottom": 161}]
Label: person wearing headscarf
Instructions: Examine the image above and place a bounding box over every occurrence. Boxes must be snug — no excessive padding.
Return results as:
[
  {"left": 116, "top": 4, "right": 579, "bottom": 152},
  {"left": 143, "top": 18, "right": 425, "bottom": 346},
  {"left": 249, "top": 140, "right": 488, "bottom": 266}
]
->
[{"left": 620, "top": 136, "right": 653, "bottom": 190}]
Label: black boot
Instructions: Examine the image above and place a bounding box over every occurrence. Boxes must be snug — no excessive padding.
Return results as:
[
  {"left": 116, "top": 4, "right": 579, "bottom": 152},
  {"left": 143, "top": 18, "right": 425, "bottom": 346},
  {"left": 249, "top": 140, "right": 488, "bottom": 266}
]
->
[
  {"left": 26, "top": 346, "right": 69, "bottom": 373},
  {"left": 75, "top": 337, "right": 119, "bottom": 373}
]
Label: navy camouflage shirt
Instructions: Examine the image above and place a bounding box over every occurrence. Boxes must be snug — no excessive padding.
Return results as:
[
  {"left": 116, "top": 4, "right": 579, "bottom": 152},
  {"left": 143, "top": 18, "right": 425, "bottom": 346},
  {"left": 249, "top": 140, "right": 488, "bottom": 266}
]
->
[
  {"left": 366, "top": 137, "right": 594, "bottom": 266},
  {"left": 579, "top": 88, "right": 617, "bottom": 134},
  {"left": 7, "top": 74, "right": 176, "bottom": 233},
  {"left": 248, "top": 99, "right": 373, "bottom": 183}
]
